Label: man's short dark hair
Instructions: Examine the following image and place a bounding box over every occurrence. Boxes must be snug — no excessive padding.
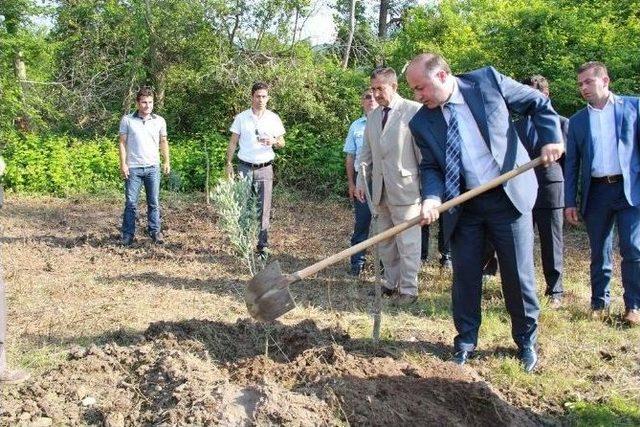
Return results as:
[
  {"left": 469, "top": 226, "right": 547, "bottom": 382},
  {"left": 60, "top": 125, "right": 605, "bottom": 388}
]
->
[
  {"left": 578, "top": 61, "right": 609, "bottom": 78},
  {"left": 522, "top": 75, "right": 549, "bottom": 92},
  {"left": 370, "top": 67, "right": 398, "bottom": 84},
  {"left": 136, "top": 86, "right": 154, "bottom": 101},
  {"left": 251, "top": 82, "right": 270, "bottom": 95}
]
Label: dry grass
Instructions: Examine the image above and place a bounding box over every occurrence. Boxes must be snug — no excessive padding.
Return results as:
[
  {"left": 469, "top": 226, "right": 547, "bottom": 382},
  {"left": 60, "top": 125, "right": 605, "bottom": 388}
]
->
[{"left": 1, "top": 190, "right": 639, "bottom": 424}]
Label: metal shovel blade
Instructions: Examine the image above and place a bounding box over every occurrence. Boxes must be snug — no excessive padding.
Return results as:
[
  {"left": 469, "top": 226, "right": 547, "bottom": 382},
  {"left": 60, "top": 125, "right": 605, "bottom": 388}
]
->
[{"left": 246, "top": 261, "right": 298, "bottom": 322}]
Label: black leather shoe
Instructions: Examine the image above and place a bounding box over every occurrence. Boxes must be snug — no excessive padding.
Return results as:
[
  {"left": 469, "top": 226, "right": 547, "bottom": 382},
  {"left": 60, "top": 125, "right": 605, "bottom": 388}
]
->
[
  {"left": 519, "top": 347, "right": 538, "bottom": 373},
  {"left": 368, "top": 286, "right": 397, "bottom": 297},
  {"left": 381, "top": 287, "right": 397, "bottom": 297},
  {"left": 349, "top": 264, "right": 364, "bottom": 276},
  {"left": 452, "top": 350, "right": 474, "bottom": 365}
]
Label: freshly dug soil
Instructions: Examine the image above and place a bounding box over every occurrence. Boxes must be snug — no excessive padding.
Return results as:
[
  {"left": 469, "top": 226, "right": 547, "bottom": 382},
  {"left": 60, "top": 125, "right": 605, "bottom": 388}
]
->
[{"left": 1, "top": 319, "right": 539, "bottom": 426}]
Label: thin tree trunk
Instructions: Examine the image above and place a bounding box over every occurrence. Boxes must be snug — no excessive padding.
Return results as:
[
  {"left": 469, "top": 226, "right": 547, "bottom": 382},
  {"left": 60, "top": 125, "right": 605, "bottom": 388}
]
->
[
  {"left": 205, "top": 138, "right": 210, "bottom": 205},
  {"left": 143, "top": 0, "right": 165, "bottom": 110},
  {"left": 122, "top": 75, "right": 136, "bottom": 114},
  {"left": 229, "top": 13, "right": 241, "bottom": 45},
  {"left": 378, "top": 0, "right": 389, "bottom": 39},
  {"left": 291, "top": 7, "right": 299, "bottom": 48},
  {"left": 341, "top": 0, "right": 356, "bottom": 69}
]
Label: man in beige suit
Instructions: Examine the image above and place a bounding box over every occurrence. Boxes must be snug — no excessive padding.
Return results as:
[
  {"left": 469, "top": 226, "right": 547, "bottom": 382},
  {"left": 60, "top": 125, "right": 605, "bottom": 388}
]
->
[{"left": 355, "top": 67, "right": 422, "bottom": 305}]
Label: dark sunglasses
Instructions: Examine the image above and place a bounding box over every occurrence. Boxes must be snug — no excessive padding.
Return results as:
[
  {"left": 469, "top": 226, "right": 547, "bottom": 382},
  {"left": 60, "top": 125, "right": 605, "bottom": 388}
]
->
[{"left": 363, "top": 94, "right": 373, "bottom": 100}]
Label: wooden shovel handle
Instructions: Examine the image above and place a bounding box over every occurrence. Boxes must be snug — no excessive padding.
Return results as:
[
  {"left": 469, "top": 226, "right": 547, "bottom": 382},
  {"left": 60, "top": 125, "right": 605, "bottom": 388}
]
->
[{"left": 292, "top": 157, "right": 543, "bottom": 282}]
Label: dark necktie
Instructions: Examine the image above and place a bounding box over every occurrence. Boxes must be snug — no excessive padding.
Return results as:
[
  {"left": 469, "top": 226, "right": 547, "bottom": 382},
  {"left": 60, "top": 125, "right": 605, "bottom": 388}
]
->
[
  {"left": 444, "top": 103, "right": 462, "bottom": 202},
  {"left": 381, "top": 106, "right": 391, "bottom": 130}
]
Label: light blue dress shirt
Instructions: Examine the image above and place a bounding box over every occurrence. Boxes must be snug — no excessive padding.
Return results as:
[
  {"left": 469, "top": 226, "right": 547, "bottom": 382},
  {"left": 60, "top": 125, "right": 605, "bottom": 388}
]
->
[{"left": 343, "top": 116, "right": 368, "bottom": 170}]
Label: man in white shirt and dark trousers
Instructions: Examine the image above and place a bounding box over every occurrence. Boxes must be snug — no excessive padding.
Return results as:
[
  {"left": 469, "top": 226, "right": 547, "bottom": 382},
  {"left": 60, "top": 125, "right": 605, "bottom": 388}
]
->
[
  {"left": 226, "top": 82, "right": 286, "bottom": 257},
  {"left": 565, "top": 61, "right": 640, "bottom": 326},
  {"left": 119, "top": 87, "right": 170, "bottom": 246}
]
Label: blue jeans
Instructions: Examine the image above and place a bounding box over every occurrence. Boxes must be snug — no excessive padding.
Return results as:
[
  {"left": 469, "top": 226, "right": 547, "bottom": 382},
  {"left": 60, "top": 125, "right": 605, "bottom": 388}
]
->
[
  {"left": 122, "top": 166, "right": 161, "bottom": 237},
  {"left": 584, "top": 181, "right": 640, "bottom": 310}
]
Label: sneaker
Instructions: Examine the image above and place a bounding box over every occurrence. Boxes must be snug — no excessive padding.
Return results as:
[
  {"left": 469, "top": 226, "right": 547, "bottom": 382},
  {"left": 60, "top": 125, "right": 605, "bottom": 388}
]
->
[
  {"left": 256, "top": 247, "right": 270, "bottom": 259},
  {"left": 623, "top": 308, "right": 640, "bottom": 326},
  {"left": 0, "top": 368, "right": 30, "bottom": 385},
  {"left": 150, "top": 232, "right": 164, "bottom": 244},
  {"left": 122, "top": 234, "right": 134, "bottom": 246}
]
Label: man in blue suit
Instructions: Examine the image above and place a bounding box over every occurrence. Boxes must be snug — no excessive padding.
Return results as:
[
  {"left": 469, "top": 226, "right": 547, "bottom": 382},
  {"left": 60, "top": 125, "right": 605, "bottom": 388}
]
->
[
  {"left": 515, "top": 75, "right": 569, "bottom": 307},
  {"left": 406, "top": 53, "right": 564, "bottom": 372},
  {"left": 564, "top": 61, "right": 640, "bottom": 326}
]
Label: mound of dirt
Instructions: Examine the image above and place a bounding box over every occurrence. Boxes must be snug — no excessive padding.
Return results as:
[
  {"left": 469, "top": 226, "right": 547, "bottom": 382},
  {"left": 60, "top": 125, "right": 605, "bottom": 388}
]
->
[{"left": 1, "top": 319, "right": 540, "bottom": 426}]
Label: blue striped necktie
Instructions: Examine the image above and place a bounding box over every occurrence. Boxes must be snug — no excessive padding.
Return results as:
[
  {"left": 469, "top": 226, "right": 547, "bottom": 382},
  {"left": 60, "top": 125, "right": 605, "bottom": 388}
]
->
[{"left": 444, "top": 103, "right": 462, "bottom": 202}]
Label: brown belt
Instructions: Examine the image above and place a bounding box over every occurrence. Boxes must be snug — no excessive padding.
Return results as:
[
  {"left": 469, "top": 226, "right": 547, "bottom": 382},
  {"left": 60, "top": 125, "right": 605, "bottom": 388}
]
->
[{"left": 591, "top": 174, "right": 623, "bottom": 184}]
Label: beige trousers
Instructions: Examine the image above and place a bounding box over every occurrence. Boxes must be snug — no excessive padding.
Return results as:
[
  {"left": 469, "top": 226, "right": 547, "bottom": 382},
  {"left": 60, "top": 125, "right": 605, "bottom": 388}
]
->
[{"left": 377, "top": 191, "right": 421, "bottom": 296}]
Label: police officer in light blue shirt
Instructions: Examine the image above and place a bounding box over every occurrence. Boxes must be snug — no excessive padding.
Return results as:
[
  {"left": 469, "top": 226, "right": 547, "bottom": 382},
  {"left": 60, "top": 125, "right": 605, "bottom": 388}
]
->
[{"left": 344, "top": 89, "right": 378, "bottom": 275}]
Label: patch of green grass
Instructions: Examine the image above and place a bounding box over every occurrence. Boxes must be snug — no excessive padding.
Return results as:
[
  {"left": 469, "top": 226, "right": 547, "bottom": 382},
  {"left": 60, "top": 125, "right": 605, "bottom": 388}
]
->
[
  {"left": 15, "top": 344, "right": 68, "bottom": 375},
  {"left": 564, "top": 396, "right": 640, "bottom": 426}
]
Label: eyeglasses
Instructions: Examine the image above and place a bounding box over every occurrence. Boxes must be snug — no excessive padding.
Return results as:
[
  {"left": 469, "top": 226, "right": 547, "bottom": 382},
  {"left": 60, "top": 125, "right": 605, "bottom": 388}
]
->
[{"left": 363, "top": 94, "right": 373, "bottom": 100}]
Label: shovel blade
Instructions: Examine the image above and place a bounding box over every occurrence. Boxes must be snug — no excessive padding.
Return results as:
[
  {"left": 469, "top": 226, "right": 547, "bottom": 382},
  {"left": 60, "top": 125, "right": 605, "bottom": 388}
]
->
[{"left": 246, "top": 261, "right": 297, "bottom": 322}]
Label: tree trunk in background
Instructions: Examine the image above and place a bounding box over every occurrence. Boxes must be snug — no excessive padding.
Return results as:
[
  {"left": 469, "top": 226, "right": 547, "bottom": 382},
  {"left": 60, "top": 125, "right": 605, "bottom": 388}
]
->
[
  {"left": 143, "top": 0, "right": 165, "bottom": 111},
  {"left": 291, "top": 7, "right": 299, "bottom": 48},
  {"left": 378, "top": 0, "right": 389, "bottom": 38},
  {"left": 341, "top": 0, "right": 356, "bottom": 69},
  {"left": 13, "top": 49, "right": 31, "bottom": 131}
]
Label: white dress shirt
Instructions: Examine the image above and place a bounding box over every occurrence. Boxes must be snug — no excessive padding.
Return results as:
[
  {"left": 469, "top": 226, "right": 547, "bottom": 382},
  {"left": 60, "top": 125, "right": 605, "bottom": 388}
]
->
[
  {"left": 442, "top": 80, "right": 501, "bottom": 189},
  {"left": 229, "top": 108, "right": 286, "bottom": 164},
  {"left": 588, "top": 95, "right": 622, "bottom": 177}
]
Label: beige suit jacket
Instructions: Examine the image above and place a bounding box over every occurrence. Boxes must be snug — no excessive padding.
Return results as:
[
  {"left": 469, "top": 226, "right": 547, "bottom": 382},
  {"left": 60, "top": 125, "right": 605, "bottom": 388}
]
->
[{"left": 357, "top": 94, "right": 422, "bottom": 206}]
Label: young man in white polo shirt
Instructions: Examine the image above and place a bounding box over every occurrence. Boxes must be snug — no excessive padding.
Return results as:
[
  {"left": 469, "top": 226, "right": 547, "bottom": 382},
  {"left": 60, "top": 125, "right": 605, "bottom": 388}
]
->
[
  {"left": 225, "top": 82, "right": 286, "bottom": 256},
  {"left": 118, "top": 87, "right": 170, "bottom": 246}
]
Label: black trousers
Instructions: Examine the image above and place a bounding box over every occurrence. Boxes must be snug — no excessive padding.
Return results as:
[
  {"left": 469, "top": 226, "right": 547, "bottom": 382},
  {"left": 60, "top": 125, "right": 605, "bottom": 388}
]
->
[{"left": 532, "top": 207, "right": 564, "bottom": 296}]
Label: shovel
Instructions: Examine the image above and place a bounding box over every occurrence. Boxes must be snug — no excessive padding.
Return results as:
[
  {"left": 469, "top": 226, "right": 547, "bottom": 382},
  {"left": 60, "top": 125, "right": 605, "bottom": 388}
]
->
[{"left": 246, "top": 157, "right": 544, "bottom": 322}]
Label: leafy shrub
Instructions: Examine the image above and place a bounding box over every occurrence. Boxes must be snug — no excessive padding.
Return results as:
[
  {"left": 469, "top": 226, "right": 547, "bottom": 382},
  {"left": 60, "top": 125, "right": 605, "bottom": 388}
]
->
[{"left": 0, "top": 129, "right": 349, "bottom": 197}]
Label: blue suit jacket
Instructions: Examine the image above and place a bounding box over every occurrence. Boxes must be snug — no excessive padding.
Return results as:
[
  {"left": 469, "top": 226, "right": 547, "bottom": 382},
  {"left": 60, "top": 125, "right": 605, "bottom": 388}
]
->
[
  {"left": 564, "top": 94, "right": 640, "bottom": 216},
  {"left": 515, "top": 114, "right": 568, "bottom": 208},
  {"left": 409, "top": 67, "right": 563, "bottom": 240}
]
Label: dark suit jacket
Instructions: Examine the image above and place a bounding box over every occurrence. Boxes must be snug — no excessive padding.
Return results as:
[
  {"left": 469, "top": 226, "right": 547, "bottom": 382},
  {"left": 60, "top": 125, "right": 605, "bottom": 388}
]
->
[
  {"left": 409, "top": 67, "right": 563, "bottom": 240},
  {"left": 565, "top": 94, "right": 640, "bottom": 216},
  {"left": 515, "top": 114, "right": 568, "bottom": 208}
]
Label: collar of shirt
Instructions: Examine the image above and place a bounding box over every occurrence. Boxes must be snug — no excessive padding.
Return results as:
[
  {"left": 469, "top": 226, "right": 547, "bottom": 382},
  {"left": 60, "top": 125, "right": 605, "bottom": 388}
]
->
[
  {"left": 386, "top": 92, "right": 401, "bottom": 110},
  {"left": 251, "top": 109, "right": 268, "bottom": 121},
  {"left": 587, "top": 93, "right": 615, "bottom": 112},
  {"left": 133, "top": 111, "right": 157, "bottom": 120},
  {"left": 442, "top": 79, "right": 464, "bottom": 109}
]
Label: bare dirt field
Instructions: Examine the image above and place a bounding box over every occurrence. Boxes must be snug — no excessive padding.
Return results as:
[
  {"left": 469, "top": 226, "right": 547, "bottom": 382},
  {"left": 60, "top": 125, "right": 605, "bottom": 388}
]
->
[{"left": 1, "top": 192, "right": 638, "bottom": 425}]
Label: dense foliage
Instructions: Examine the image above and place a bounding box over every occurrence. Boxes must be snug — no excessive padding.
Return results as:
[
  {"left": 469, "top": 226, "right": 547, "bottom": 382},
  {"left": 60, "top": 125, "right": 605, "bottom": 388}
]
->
[
  {"left": 1, "top": 0, "right": 639, "bottom": 196},
  {"left": 0, "top": 128, "right": 348, "bottom": 196}
]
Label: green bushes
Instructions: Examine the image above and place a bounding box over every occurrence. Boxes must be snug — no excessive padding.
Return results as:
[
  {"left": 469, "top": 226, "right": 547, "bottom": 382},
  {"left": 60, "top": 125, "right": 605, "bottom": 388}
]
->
[
  {"left": 0, "top": 129, "right": 349, "bottom": 197},
  {"left": 2, "top": 132, "right": 120, "bottom": 195}
]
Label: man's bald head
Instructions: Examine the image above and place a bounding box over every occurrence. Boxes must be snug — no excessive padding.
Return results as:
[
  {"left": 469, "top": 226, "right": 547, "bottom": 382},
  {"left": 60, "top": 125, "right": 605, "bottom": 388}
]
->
[{"left": 405, "top": 53, "right": 454, "bottom": 109}]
